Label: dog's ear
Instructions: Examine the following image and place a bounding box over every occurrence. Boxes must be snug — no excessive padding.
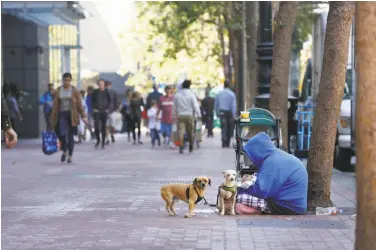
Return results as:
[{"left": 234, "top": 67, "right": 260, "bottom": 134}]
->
[
  {"left": 222, "top": 171, "right": 227, "bottom": 176},
  {"left": 193, "top": 178, "right": 197, "bottom": 185},
  {"left": 208, "top": 178, "right": 211, "bottom": 186}
]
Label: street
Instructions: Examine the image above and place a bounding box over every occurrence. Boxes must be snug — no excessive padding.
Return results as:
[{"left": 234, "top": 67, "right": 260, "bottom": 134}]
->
[{"left": 1, "top": 135, "right": 356, "bottom": 250}]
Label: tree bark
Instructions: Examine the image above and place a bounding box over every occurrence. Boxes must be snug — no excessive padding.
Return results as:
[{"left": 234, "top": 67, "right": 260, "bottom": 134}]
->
[
  {"left": 224, "top": 1, "right": 238, "bottom": 86},
  {"left": 355, "top": 2, "right": 376, "bottom": 249},
  {"left": 269, "top": 1, "right": 299, "bottom": 150},
  {"left": 307, "top": 2, "right": 354, "bottom": 210},
  {"left": 245, "top": 1, "right": 259, "bottom": 108}
]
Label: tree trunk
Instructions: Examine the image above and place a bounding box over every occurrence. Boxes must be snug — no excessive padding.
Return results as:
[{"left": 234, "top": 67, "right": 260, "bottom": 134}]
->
[
  {"left": 217, "top": 16, "right": 228, "bottom": 81},
  {"left": 307, "top": 2, "right": 354, "bottom": 210},
  {"left": 269, "top": 1, "right": 299, "bottom": 150},
  {"left": 355, "top": 2, "right": 376, "bottom": 249},
  {"left": 245, "top": 1, "right": 259, "bottom": 108},
  {"left": 224, "top": 1, "right": 237, "bottom": 86}
]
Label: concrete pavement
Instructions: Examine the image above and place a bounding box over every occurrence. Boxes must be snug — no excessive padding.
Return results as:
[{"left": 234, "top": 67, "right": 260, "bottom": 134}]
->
[{"left": 1, "top": 134, "right": 356, "bottom": 250}]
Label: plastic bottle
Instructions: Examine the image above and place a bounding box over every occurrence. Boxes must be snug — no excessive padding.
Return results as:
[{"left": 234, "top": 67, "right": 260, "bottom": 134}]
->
[{"left": 316, "top": 207, "right": 337, "bottom": 215}]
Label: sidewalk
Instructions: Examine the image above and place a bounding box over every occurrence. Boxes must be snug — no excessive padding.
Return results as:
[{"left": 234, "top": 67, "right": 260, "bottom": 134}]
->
[{"left": 1, "top": 133, "right": 356, "bottom": 250}]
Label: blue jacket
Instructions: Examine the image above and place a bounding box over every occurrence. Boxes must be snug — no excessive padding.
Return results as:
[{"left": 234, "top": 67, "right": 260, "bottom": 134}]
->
[
  {"left": 215, "top": 88, "right": 236, "bottom": 118},
  {"left": 238, "top": 132, "right": 308, "bottom": 214},
  {"left": 39, "top": 91, "right": 53, "bottom": 114},
  {"left": 86, "top": 95, "right": 93, "bottom": 114}
]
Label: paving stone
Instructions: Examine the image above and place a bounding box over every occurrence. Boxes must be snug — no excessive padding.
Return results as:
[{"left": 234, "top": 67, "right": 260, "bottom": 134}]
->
[{"left": 2, "top": 134, "right": 357, "bottom": 249}]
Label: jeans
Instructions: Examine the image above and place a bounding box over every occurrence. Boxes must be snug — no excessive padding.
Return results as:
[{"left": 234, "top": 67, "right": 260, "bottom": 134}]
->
[
  {"left": 161, "top": 123, "right": 172, "bottom": 144},
  {"left": 206, "top": 116, "right": 214, "bottom": 136},
  {"left": 94, "top": 111, "right": 108, "bottom": 143},
  {"left": 219, "top": 110, "right": 233, "bottom": 145},
  {"left": 132, "top": 119, "right": 142, "bottom": 142},
  {"left": 58, "top": 111, "right": 75, "bottom": 156},
  {"left": 150, "top": 128, "right": 161, "bottom": 146}
]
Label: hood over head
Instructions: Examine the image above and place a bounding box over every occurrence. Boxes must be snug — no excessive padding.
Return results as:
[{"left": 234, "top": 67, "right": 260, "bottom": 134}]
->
[{"left": 243, "top": 132, "right": 277, "bottom": 168}]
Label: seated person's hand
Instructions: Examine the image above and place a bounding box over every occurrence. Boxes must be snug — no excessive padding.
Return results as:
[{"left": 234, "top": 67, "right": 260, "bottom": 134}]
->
[{"left": 237, "top": 173, "right": 257, "bottom": 189}]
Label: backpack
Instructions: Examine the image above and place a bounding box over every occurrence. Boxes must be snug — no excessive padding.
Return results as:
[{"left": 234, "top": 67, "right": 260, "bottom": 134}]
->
[{"left": 42, "top": 131, "right": 59, "bottom": 155}]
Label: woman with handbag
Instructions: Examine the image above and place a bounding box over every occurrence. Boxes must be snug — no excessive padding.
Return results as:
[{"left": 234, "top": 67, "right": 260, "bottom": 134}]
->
[{"left": 50, "top": 73, "right": 88, "bottom": 163}]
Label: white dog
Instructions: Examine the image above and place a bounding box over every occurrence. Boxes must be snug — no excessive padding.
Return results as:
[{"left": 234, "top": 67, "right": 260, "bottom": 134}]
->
[{"left": 218, "top": 169, "right": 237, "bottom": 216}]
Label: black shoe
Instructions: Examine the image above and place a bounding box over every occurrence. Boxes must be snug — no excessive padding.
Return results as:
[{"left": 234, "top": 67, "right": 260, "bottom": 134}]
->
[
  {"left": 179, "top": 147, "right": 184, "bottom": 154},
  {"left": 138, "top": 141, "right": 143, "bottom": 145},
  {"left": 101, "top": 142, "right": 105, "bottom": 149},
  {"left": 67, "top": 156, "right": 72, "bottom": 164},
  {"left": 132, "top": 141, "right": 137, "bottom": 145},
  {"left": 61, "top": 153, "right": 67, "bottom": 162},
  {"left": 189, "top": 145, "right": 193, "bottom": 153},
  {"left": 111, "top": 134, "right": 115, "bottom": 143},
  {"left": 95, "top": 141, "right": 100, "bottom": 148},
  {"left": 105, "top": 140, "right": 110, "bottom": 145}
]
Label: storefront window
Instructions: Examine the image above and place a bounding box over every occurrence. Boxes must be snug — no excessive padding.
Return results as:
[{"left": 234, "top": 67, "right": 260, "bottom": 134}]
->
[{"left": 49, "top": 25, "right": 79, "bottom": 87}]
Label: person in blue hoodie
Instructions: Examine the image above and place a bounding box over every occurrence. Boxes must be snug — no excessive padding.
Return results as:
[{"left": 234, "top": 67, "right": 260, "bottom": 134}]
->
[
  {"left": 238, "top": 132, "right": 308, "bottom": 215},
  {"left": 39, "top": 83, "right": 54, "bottom": 130}
]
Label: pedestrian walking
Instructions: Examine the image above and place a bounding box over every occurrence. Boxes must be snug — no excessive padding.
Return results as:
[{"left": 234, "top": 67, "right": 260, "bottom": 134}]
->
[
  {"left": 215, "top": 80, "right": 236, "bottom": 148},
  {"left": 129, "top": 91, "right": 145, "bottom": 145},
  {"left": 147, "top": 100, "right": 161, "bottom": 147},
  {"left": 3, "top": 83, "right": 23, "bottom": 130},
  {"left": 145, "top": 84, "right": 162, "bottom": 136},
  {"left": 85, "top": 86, "right": 94, "bottom": 138},
  {"left": 91, "top": 79, "right": 112, "bottom": 149},
  {"left": 76, "top": 90, "right": 88, "bottom": 143},
  {"left": 201, "top": 90, "right": 215, "bottom": 137},
  {"left": 173, "top": 80, "right": 201, "bottom": 154},
  {"left": 39, "top": 83, "right": 54, "bottom": 130},
  {"left": 50, "top": 72, "right": 88, "bottom": 163},
  {"left": 105, "top": 81, "right": 119, "bottom": 144},
  {"left": 2, "top": 92, "right": 17, "bottom": 149},
  {"left": 158, "top": 85, "right": 174, "bottom": 147}
]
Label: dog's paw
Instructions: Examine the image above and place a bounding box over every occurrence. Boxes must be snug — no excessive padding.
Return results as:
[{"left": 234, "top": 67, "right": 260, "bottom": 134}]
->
[
  {"left": 219, "top": 211, "right": 225, "bottom": 216},
  {"left": 184, "top": 213, "right": 192, "bottom": 218},
  {"left": 230, "top": 211, "right": 236, "bottom": 216}
]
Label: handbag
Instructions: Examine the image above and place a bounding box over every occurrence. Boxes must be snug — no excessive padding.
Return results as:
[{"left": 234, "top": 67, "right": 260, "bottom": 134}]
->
[{"left": 42, "top": 131, "right": 59, "bottom": 155}]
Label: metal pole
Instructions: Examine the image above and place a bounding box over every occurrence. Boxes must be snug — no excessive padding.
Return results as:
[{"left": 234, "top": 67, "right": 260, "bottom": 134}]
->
[{"left": 237, "top": 2, "right": 245, "bottom": 114}]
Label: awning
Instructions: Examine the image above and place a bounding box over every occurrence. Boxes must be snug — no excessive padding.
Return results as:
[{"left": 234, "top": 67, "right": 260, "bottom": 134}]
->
[{"left": 1, "top": 1, "right": 90, "bottom": 27}]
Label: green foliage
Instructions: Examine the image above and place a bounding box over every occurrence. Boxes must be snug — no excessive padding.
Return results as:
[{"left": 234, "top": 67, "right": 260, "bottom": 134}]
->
[
  {"left": 294, "top": 3, "right": 320, "bottom": 49},
  {"left": 117, "top": 1, "right": 225, "bottom": 89}
]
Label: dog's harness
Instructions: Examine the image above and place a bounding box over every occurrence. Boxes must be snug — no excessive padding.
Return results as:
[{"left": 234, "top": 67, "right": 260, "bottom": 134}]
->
[
  {"left": 219, "top": 184, "right": 236, "bottom": 200},
  {"left": 186, "top": 186, "right": 204, "bottom": 204}
]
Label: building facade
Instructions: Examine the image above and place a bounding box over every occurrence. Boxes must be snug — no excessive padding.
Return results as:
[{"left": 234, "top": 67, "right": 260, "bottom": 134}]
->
[{"left": 1, "top": 1, "right": 87, "bottom": 138}]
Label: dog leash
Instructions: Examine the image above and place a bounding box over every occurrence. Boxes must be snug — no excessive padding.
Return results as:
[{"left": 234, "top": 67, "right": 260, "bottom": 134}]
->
[{"left": 193, "top": 186, "right": 218, "bottom": 208}]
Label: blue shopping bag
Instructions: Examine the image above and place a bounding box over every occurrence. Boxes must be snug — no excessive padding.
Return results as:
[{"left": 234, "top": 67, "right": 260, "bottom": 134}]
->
[{"left": 42, "top": 131, "right": 59, "bottom": 155}]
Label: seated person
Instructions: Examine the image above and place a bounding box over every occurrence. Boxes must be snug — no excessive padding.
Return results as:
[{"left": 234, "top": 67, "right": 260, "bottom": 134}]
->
[
  {"left": 237, "top": 132, "right": 308, "bottom": 215},
  {"left": 236, "top": 173, "right": 269, "bottom": 215}
]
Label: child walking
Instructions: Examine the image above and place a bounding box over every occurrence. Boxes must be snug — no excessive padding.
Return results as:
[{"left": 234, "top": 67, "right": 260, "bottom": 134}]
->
[{"left": 147, "top": 100, "right": 161, "bottom": 147}]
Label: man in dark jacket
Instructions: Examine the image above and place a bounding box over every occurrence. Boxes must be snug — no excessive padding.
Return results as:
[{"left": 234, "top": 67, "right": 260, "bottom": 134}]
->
[
  {"left": 92, "top": 79, "right": 112, "bottom": 148},
  {"left": 201, "top": 91, "right": 215, "bottom": 137},
  {"left": 105, "top": 81, "right": 118, "bottom": 144}
]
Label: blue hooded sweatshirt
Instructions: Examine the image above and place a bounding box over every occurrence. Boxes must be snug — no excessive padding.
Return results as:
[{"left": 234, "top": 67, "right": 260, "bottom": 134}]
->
[{"left": 238, "top": 132, "right": 308, "bottom": 214}]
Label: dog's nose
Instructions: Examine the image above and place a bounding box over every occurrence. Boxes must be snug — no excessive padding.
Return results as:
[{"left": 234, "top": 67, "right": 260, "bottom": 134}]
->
[
  {"left": 201, "top": 183, "right": 205, "bottom": 187},
  {"left": 230, "top": 178, "right": 234, "bottom": 181}
]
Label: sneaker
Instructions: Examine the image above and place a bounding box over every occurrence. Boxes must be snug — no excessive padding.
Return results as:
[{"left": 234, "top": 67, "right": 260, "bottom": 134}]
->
[
  {"left": 95, "top": 141, "right": 100, "bottom": 148},
  {"left": 101, "top": 142, "right": 105, "bottom": 149},
  {"left": 67, "top": 156, "right": 72, "bottom": 164},
  {"left": 111, "top": 134, "right": 115, "bottom": 143},
  {"left": 179, "top": 147, "right": 184, "bottom": 154},
  {"left": 138, "top": 141, "right": 143, "bottom": 145},
  {"left": 189, "top": 145, "right": 193, "bottom": 153},
  {"left": 132, "top": 141, "right": 137, "bottom": 145}
]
